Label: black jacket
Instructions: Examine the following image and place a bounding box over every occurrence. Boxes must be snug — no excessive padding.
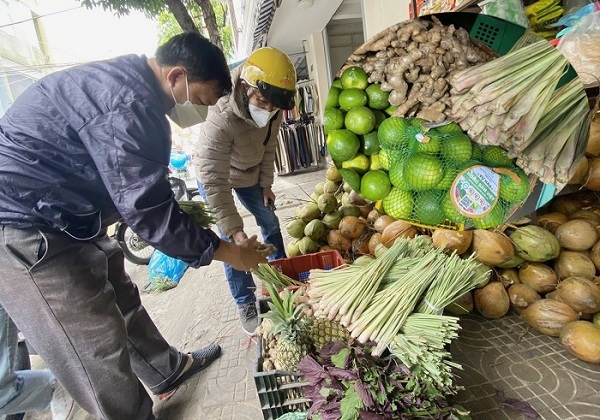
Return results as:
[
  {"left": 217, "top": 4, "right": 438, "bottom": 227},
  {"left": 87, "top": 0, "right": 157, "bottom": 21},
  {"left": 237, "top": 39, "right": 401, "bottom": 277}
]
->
[{"left": 0, "top": 54, "right": 220, "bottom": 268}]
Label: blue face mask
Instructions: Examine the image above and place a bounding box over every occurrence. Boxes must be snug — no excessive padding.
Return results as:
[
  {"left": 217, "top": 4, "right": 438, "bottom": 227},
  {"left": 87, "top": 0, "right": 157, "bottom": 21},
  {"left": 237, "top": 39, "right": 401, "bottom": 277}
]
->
[{"left": 168, "top": 76, "right": 208, "bottom": 128}]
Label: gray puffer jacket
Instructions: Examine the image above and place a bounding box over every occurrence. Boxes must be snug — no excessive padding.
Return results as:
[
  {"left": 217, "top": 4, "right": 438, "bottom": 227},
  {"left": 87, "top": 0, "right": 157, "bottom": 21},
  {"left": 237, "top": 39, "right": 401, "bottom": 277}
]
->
[{"left": 194, "top": 67, "right": 282, "bottom": 238}]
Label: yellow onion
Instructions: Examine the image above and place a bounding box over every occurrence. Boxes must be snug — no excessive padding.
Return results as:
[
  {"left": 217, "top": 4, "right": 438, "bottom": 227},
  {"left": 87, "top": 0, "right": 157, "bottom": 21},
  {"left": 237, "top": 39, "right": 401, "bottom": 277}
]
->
[
  {"left": 518, "top": 262, "right": 558, "bottom": 293},
  {"left": 537, "top": 212, "right": 568, "bottom": 234},
  {"left": 509, "top": 225, "right": 560, "bottom": 262},
  {"left": 555, "top": 219, "right": 599, "bottom": 251},
  {"left": 471, "top": 230, "right": 514, "bottom": 266},
  {"left": 554, "top": 250, "right": 596, "bottom": 280}
]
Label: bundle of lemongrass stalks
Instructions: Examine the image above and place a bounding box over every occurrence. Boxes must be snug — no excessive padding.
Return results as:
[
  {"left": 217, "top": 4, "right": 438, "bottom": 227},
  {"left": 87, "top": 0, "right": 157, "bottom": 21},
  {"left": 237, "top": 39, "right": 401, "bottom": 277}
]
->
[
  {"left": 449, "top": 34, "right": 590, "bottom": 189},
  {"left": 307, "top": 237, "right": 488, "bottom": 358},
  {"left": 251, "top": 263, "right": 304, "bottom": 291}
]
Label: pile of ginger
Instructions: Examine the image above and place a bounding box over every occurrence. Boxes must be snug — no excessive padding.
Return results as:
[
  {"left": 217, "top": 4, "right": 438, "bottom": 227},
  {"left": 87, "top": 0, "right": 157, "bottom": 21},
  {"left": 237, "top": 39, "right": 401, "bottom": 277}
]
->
[{"left": 343, "top": 17, "right": 495, "bottom": 123}]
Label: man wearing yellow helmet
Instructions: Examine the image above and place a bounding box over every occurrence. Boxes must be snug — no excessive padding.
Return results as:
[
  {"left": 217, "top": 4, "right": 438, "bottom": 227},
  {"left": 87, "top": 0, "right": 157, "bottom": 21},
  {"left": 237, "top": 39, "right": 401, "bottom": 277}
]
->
[{"left": 194, "top": 47, "right": 296, "bottom": 335}]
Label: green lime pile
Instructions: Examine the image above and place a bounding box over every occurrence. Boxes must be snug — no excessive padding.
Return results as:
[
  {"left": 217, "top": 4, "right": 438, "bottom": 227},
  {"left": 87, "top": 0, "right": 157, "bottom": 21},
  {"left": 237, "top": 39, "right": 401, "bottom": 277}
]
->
[{"left": 325, "top": 67, "right": 530, "bottom": 230}]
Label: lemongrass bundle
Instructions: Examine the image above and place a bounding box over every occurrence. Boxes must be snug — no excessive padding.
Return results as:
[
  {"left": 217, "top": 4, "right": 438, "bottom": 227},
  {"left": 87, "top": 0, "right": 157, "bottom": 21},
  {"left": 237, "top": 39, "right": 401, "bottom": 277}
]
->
[{"left": 251, "top": 263, "right": 304, "bottom": 290}]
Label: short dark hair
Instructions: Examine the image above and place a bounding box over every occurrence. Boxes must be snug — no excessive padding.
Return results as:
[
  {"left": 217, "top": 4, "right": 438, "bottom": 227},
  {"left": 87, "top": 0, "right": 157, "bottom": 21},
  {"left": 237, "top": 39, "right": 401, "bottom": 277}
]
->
[{"left": 155, "top": 32, "right": 232, "bottom": 95}]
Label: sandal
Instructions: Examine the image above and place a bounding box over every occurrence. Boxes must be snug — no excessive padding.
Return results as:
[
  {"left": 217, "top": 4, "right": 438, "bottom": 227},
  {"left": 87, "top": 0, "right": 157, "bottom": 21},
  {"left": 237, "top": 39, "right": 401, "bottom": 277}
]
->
[{"left": 155, "top": 343, "right": 221, "bottom": 396}]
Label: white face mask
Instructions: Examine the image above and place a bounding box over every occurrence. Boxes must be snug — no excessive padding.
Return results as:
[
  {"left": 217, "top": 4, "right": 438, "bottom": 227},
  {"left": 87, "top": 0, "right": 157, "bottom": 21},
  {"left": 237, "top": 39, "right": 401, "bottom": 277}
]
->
[
  {"left": 168, "top": 76, "right": 208, "bottom": 128},
  {"left": 249, "top": 104, "right": 277, "bottom": 128}
]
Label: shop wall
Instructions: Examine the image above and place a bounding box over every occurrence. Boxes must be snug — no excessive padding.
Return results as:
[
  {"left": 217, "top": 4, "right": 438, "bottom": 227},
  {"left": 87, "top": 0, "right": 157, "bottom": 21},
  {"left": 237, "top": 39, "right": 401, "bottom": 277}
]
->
[
  {"left": 326, "top": 18, "right": 364, "bottom": 80},
  {"left": 362, "top": 0, "right": 411, "bottom": 40},
  {"left": 304, "top": 31, "right": 330, "bottom": 122}
]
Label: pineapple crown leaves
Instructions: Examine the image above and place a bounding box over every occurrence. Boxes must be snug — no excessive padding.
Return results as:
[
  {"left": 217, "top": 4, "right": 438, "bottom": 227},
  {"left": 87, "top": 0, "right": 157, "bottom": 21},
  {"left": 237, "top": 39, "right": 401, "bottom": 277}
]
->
[{"left": 261, "top": 283, "right": 306, "bottom": 337}]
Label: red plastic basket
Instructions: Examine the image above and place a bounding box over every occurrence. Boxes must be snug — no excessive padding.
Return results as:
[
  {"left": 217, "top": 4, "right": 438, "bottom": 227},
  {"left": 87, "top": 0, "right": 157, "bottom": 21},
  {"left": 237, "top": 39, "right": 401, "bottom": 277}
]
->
[{"left": 260, "top": 250, "right": 346, "bottom": 296}]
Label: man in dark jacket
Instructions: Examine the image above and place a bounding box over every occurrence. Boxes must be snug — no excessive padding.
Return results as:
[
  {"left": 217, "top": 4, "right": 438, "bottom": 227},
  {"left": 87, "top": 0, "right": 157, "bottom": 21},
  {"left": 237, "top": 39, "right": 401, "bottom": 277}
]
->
[{"left": 0, "top": 32, "right": 267, "bottom": 419}]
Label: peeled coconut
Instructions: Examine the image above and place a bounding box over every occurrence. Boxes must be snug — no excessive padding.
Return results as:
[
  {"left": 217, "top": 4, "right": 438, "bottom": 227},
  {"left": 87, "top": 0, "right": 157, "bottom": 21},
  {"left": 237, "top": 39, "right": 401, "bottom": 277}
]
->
[
  {"left": 474, "top": 282, "right": 510, "bottom": 319},
  {"left": 368, "top": 233, "right": 382, "bottom": 256},
  {"left": 445, "top": 291, "right": 474, "bottom": 315},
  {"left": 508, "top": 283, "right": 541, "bottom": 314},
  {"left": 339, "top": 204, "right": 361, "bottom": 218},
  {"left": 374, "top": 215, "right": 396, "bottom": 233},
  {"left": 471, "top": 230, "right": 514, "bottom": 266},
  {"left": 548, "top": 276, "right": 600, "bottom": 314},
  {"left": 432, "top": 229, "right": 473, "bottom": 255},
  {"left": 298, "top": 236, "right": 319, "bottom": 255},
  {"left": 521, "top": 299, "right": 579, "bottom": 337},
  {"left": 560, "top": 321, "right": 600, "bottom": 364},
  {"left": 537, "top": 212, "right": 568, "bottom": 234},
  {"left": 496, "top": 254, "right": 526, "bottom": 269},
  {"left": 497, "top": 268, "right": 520, "bottom": 288},
  {"left": 359, "top": 203, "right": 375, "bottom": 219},
  {"left": 555, "top": 219, "right": 598, "bottom": 251},
  {"left": 298, "top": 202, "right": 321, "bottom": 222},
  {"left": 367, "top": 209, "right": 380, "bottom": 224},
  {"left": 381, "top": 220, "right": 417, "bottom": 247},
  {"left": 323, "top": 180, "right": 340, "bottom": 194},
  {"left": 322, "top": 211, "right": 343, "bottom": 230},
  {"left": 554, "top": 250, "right": 596, "bottom": 280},
  {"left": 286, "top": 239, "right": 302, "bottom": 257},
  {"left": 348, "top": 190, "right": 368, "bottom": 206},
  {"left": 339, "top": 216, "right": 366, "bottom": 239},
  {"left": 509, "top": 225, "right": 560, "bottom": 262},
  {"left": 286, "top": 219, "right": 307, "bottom": 239},
  {"left": 327, "top": 229, "right": 352, "bottom": 252},
  {"left": 317, "top": 193, "right": 338, "bottom": 214},
  {"left": 518, "top": 262, "right": 558, "bottom": 293},
  {"left": 304, "top": 219, "right": 326, "bottom": 241},
  {"left": 569, "top": 208, "right": 600, "bottom": 227},
  {"left": 590, "top": 241, "right": 600, "bottom": 271}
]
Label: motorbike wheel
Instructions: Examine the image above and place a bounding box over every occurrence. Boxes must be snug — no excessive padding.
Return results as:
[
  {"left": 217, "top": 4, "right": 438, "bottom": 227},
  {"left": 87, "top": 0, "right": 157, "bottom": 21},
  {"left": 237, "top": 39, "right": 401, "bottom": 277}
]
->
[{"left": 116, "top": 223, "right": 154, "bottom": 265}]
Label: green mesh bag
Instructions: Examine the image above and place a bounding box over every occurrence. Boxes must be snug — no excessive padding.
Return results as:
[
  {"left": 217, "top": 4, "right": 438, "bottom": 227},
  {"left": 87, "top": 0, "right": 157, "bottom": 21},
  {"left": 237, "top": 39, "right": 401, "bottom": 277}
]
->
[{"left": 376, "top": 118, "right": 531, "bottom": 230}]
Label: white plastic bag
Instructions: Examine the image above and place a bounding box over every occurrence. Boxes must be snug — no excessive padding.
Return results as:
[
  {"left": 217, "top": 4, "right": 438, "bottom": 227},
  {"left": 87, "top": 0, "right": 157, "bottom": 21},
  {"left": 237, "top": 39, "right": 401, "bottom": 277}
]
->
[
  {"left": 479, "top": 0, "right": 529, "bottom": 28},
  {"left": 558, "top": 11, "right": 600, "bottom": 87}
]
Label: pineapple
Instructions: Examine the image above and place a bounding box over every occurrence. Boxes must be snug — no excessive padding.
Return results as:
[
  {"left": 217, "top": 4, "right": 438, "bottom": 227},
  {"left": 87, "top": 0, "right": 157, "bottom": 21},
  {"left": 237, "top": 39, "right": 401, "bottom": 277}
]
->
[
  {"left": 262, "top": 285, "right": 314, "bottom": 371},
  {"left": 311, "top": 317, "right": 350, "bottom": 352}
]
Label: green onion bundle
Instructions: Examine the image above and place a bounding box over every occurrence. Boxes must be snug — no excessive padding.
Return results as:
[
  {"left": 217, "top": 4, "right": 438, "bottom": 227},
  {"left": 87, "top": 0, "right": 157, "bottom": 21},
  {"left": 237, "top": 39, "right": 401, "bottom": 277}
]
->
[
  {"left": 251, "top": 263, "right": 304, "bottom": 290},
  {"left": 178, "top": 200, "right": 215, "bottom": 227}
]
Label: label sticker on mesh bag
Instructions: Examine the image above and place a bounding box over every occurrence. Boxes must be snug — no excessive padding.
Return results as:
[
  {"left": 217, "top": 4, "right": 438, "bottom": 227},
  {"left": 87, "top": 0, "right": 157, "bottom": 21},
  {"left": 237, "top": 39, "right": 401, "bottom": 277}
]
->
[{"left": 451, "top": 165, "right": 500, "bottom": 217}]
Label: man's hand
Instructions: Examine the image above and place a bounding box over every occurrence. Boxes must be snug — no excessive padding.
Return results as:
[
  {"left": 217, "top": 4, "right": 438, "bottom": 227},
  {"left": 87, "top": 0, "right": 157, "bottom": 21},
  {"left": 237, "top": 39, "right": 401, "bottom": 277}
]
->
[
  {"left": 263, "top": 187, "right": 276, "bottom": 207},
  {"left": 232, "top": 230, "right": 248, "bottom": 245},
  {"left": 213, "top": 236, "right": 268, "bottom": 271}
]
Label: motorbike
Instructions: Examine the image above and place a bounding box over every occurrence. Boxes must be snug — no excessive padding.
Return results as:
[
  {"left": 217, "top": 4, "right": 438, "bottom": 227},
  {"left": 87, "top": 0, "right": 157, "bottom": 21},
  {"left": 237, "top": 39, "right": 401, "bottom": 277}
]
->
[{"left": 109, "top": 176, "right": 200, "bottom": 265}]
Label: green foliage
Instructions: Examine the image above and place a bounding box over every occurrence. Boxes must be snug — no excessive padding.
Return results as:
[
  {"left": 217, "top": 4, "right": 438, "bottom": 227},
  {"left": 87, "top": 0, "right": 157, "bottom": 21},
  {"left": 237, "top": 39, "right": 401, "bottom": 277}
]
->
[{"left": 78, "top": 0, "right": 165, "bottom": 17}]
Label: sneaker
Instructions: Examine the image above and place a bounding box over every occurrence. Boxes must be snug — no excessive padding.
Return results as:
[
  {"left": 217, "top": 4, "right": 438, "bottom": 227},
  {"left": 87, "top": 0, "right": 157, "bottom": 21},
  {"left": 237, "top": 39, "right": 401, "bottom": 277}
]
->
[{"left": 238, "top": 302, "right": 259, "bottom": 336}]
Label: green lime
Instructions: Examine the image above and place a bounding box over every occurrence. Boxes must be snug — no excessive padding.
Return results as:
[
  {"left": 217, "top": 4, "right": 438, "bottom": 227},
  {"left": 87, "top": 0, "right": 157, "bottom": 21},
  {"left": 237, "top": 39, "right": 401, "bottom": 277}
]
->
[
  {"left": 403, "top": 153, "right": 445, "bottom": 191},
  {"left": 441, "top": 193, "right": 467, "bottom": 224},
  {"left": 326, "top": 129, "right": 360, "bottom": 162},
  {"left": 326, "top": 87, "right": 341, "bottom": 108},
  {"left": 383, "top": 188, "right": 414, "bottom": 220},
  {"left": 361, "top": 131, "right": 380, "bottom": 156},
  {"left": 338, "top": 88, "right": 368, "bottom": 111},
  {"left": 389, "top": 157, "right": 413, "bottom": 191},
  {"left": 370, "top": 154, "right": 381, "bottom": 170},
  {"left": 324, "top": 107, "right": 344, "bottom": 133},
  {"left": 379, "top": 148, "right": 390, "bottom": 170},
  {"left": 472, "top": 205, "right": 506, "bottom": 229},
  {"left": 372, "top": 110, "right": 387, "bottom": 128},
  {"left": 440, "top": 133, "right": 473, "bottom": 165},
  {"left": 340, "top": 66, "right": 369, "bottom": 90},
  {"left": 434, "top": 122, "right": 462, "bottom": 135},
  {"left": 345, "top": 106, "right": 376, "bottom": 135},
  {"left": 332, "top": 79, "right": 343, "bottom": 89},
  {"left": 361, "top": 170, "right": 392, "bottom": 201},
  {"left": 499, "top": 168, "right": 530, "bottom": 203},
  {"left": 482, "top": 146, "right": 513, "bottom": 168},
  {"left": 338, "top": 168, "right": 361, "bottom": 193},
  {"left": 342, "top": 153, "right": 370, "bottom": 175},
  {"left": 408, "top": 133, "right": 441, "bottom": 154},
  {"left": 472, "top": 145, "right": 483, "bottom": 162},
  {"left": 378, "top": 117, "right": 411, "bottom": 150},
  {"left": 435, "top": 166, "right": 458, "bottom": 190},
  {"left": 414, "top": 190, "right": 445, "bottom": 226},
  {"left": 384, "top": 105, "right": 398, "bottom": 116},
  {"left": 365, "top": 83, "right": 390, "bottom": 110}
]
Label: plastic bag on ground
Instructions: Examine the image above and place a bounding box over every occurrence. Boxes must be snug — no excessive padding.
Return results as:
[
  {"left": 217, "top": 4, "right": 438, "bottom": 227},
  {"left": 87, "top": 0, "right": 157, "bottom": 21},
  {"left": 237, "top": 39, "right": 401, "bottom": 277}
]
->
[{"left": 148, "top": 249, "right": 189, "bottom": 289}]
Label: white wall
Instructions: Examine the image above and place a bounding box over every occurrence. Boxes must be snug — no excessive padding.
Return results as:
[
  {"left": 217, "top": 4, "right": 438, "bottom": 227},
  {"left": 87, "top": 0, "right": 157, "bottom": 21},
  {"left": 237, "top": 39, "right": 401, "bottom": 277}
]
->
[
  {"left": 362, "top": 0, "right": 411, "bottom": 41},
  {"left": 305, "top": 31, "right": 330, "bottom": 121}
]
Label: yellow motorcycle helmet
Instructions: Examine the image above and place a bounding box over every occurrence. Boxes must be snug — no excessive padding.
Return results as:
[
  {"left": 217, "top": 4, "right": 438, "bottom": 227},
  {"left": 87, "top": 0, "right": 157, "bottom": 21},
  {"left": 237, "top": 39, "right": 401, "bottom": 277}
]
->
[{"left": 241, "top": 47, "right": 297, "bottom": 110}]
